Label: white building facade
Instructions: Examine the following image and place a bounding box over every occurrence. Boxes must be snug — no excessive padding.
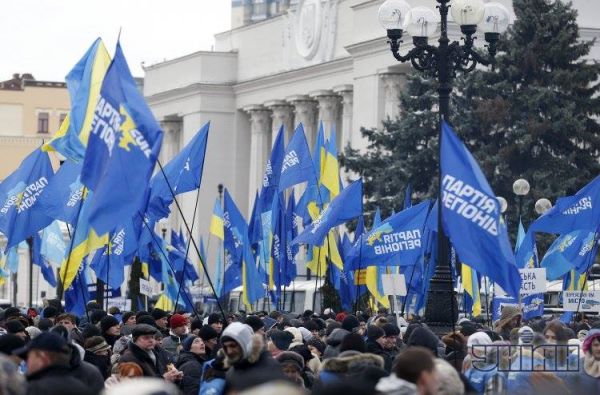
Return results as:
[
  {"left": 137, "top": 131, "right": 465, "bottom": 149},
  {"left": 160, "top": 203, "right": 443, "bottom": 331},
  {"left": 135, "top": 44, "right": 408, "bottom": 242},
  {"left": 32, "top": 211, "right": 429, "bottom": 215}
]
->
[{"left": 143, "top": 0, "right": 600, "bottom": 278}]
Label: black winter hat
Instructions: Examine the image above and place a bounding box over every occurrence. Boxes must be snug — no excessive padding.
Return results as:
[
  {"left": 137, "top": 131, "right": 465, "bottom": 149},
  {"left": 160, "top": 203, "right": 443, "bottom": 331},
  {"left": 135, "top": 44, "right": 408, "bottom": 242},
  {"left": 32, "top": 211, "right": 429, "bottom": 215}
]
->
[
  {"left": 5, "top": 320, "right": 25, "bottom": 334},
  {"left": 269, "top": 329, "right": 294, "bottom": 351},
  {"left": 151, "top": 308, "right": 168, "bottom": 321},
  {"left": 90, "top": 309, "right": 107, "bottom": 325},
  {"left": 0, "top": 334, "right": 26, "bottom": 355},
  {"left": 367, "top": 325, "right": 385, "bottom": 341},
  {"left": 13, "top": 332, "right": 70, "bottom": 358},
  {"left": 37, "top": 318, "right": 53, "bottom": 332},
  {"left": 382, "top": 323, "right": 400, "bottom": 337},
  {"left": 3, "top": 307, "right": 21, "bottom": 320},
  {"left": 342, "top": 315, "right": 360, "bottom": 332},
  {"left": 208, "top": 312, "right": 223, "bottom": 325},
  {"left": 121, "top": 311, "right": 135, "bottom": 324},
  {"left": 42, "top": 306, "right": 58, "bottom": 319},
  {"left": 245, "top": 316, "right": 264, "bottom": 332},
  {"left": 199, "top": 325, "right": 219, "bottom": 342},
  {"left": 100, "top": 315, "right": 120, "bottom": 334},
  {"left": 136, "top": 315, "right": 156, "bottom": 326},
  {"left": 307, "top": 338, "right": 326, "bottom": 355},
  {"left": 191, "top": 319, "right": 204, "bottom": 332}
]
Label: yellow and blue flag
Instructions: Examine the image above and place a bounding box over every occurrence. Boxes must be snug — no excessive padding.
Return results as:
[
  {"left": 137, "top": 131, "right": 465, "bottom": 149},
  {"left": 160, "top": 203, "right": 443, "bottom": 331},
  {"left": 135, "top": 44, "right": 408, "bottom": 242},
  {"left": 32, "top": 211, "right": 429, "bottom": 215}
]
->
[
  {"left": 209, "top": 198, "right": 225, "bottom": 241},
  {"left": 461, "top": 263, "right": 481, "bottom": 317},
  {"left": 0, "top": 149, "right": 55, "bottom": 249},
  {"left": 441, "top": 121, "right": 521, "bottom": 298},
  {"left": 148, "top": 123, "right": 209, "bottom": 221},
  {"left": 64, "top": 265, "right": 90, "bottom": 316},
  {"left": 59, "top": 192, "right": 109, "bottom": 291},
  {"left": 81, "top": 42, "right": 163, "bottom": 235},
  {"left": 365, "top": 208, "right": 389, "bottom": 308},
  {"left": 43, "top": 38, "right": 111, "bottom": 161},
  {"left": 321, "top": 127, "right": 341, "bottom": 198}
]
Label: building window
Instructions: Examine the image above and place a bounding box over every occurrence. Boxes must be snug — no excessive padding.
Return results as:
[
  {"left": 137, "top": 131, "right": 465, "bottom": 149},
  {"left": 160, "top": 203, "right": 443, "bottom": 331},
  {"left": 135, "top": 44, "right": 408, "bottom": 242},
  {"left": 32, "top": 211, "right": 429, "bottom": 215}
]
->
[
  {"left": 59, "top": 113, "right": 67, "bottom": 128},
  {"left": 37, "top": 112, "right": 49, "bottom": 134}
]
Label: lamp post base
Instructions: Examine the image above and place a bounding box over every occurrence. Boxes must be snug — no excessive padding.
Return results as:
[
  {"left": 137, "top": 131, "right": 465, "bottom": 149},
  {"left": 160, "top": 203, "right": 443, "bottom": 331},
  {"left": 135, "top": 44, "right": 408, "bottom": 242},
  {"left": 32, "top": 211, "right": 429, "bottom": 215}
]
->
[{"left": 423, "top": 259, "right": 458, "bottom": 336}]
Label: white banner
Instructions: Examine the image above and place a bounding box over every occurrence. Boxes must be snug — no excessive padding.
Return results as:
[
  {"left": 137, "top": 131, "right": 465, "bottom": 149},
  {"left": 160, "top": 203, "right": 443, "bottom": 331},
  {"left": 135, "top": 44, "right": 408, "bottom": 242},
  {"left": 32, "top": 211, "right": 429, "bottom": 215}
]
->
[
  {"left": 382, "top": 273, "right": 407, "bottom": 296},
  {"left": 519, "top": 268, "right": 546, "bottom": 296},
  {"left": 563, "top": 291, "right": 600, "bottom": 312},
  {"left": 139, "top": 278, "right": 153, "bottom": 297}
]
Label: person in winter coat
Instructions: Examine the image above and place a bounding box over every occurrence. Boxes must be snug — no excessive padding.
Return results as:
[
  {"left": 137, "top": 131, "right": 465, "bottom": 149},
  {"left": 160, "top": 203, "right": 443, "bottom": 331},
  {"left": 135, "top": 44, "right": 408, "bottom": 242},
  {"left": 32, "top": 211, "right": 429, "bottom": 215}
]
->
[
  {"left": 376, "top": 347, "right": 437, "bottom": 395},
  {"left": 221, "top": 322, "right": 286, "bottom": 393},
  {"left": 318, "top": 350, "right": 385, "bottom": 386},
  {"left": 175, "top": 335, "right": 207, "bottom": 395},
  {"left": 119, "top": 324, "right": 182, "bottom": 382},
  {"left": 13, "top": 332, "right": 96, "bottom": 395},
  {"left": 322, "top": 328, "right": 349, "bottom": 359},
  {"left": 365, "top": 325, "right": 394, "bottom": 373},
  {"left": 161, "top": 314, "right": 189, "bottom": 355},
  {"left": 99, "top": 315, "right": 121, "bottom": 349},
  {"left": 83, "top": 336, "right": 112, "bottom": 379}
]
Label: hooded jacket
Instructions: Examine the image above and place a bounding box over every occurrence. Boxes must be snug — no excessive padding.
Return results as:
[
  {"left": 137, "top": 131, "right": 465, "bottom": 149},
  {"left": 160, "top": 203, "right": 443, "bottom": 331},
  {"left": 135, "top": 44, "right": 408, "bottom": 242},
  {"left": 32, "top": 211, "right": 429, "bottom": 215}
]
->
[
  {"left": 223, "top": 332, "right": 286, "bottom": 392},
  {"left": 376, "top": 373, "right": 418, "bottom": 395}
]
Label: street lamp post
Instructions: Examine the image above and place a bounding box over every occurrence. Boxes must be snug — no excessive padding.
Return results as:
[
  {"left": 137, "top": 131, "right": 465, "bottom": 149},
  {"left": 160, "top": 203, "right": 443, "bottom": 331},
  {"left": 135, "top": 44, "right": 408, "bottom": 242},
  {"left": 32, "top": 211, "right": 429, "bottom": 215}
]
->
[
  {"left": 513, "top": 178, "right": 530, "bottom": 223},
  {"left": 534, "top": 198, "right": 552, "bottom": 216},
  {"left": 378, "top": 0, "right": 510, "bottom": 331}
]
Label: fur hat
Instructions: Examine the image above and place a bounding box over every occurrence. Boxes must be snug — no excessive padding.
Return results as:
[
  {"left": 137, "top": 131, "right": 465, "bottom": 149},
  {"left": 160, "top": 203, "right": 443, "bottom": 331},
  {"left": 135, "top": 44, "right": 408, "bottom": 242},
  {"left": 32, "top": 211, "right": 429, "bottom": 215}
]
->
[{"left": 276, "top": 351, "right": 304, "bottom": 372}]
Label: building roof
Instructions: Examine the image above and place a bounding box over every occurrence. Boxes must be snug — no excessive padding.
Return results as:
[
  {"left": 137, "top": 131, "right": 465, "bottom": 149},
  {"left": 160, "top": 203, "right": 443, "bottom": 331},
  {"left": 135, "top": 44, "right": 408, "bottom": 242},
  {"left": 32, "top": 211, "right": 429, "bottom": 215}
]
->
[{"left": 0, "top": 73, "right": 66, "bottom": 90}]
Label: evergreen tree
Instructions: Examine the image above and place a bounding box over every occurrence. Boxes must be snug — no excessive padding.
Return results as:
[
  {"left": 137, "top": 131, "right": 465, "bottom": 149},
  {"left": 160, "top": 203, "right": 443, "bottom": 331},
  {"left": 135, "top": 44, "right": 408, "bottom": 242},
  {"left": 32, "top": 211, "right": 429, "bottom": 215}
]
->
[
  {"left": 455, "top": 0, "right": 600, "bottom": 227},
  {"left": 342, "top": 0, "right": 600, "bottom": 230}
]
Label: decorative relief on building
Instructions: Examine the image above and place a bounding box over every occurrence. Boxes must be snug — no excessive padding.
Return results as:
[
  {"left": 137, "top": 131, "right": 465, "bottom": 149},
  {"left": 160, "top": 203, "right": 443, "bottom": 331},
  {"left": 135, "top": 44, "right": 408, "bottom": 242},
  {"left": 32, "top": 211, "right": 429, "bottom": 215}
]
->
[{"left": 283, "top": 0, "right": 339, "bottom": 69}]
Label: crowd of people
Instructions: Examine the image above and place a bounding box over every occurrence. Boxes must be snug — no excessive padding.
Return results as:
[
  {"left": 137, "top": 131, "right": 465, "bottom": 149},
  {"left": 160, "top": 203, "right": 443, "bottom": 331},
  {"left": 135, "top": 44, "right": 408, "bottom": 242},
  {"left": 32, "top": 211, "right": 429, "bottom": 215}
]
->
[{"left": 0, "top": 301, "right": 599, "bottom": 395}]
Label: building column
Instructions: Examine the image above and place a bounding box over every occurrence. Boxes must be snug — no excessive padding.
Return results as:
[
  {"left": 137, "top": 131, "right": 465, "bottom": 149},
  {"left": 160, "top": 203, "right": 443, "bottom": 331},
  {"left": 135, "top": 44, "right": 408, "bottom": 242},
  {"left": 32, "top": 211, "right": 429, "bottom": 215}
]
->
[
  {"left": 380, "top": 73, "right": 406, "bottom": 121},
  {"left": 243, "top": 105, "right": 272, "bottom": 204},
  {"left": 264, "top": 100, "right": 294, "bottom": 145},
  {"left": 159, "top": 116, "right": 182, "bottom": 232},
  {"left": 333, "top": 84, "right": 353, "bottom": 150},
  {"left": 309, "top": 90, "right": 342, "bottom": 146},
  {"left": 286, "top": 95, "right": 318, "bottom": 149}
]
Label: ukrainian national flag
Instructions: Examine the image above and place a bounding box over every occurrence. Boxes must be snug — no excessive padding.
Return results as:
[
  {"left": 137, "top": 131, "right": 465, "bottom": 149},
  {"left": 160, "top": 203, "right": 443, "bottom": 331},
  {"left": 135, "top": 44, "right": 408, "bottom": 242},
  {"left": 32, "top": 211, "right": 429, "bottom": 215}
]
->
[
  {"left": 209, "top": 198, "right": 225, "bottom": 241},
  {"left": 321, "top": 127, "right": 341, "bottom": 198},
  {"left": 462, "top": 263, "right": 481, "bottom": 317},
  {"left": 43, "top": 38, "right": 111, "bottom": 161},
  {"left": 365, "top": 208, "right": 389, "bottom": 308},
  {"left": 59, "top": 192, "right": 109, "bottom": 291}
]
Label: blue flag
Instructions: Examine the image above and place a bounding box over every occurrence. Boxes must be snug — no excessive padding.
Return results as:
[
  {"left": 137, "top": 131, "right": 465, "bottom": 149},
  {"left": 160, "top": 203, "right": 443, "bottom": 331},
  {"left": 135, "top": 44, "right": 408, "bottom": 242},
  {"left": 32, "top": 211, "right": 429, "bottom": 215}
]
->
[
  {"left": 222, "top": 189, "right": 247, "bottom": 295},
  {"left": 32, "top": 231, "right": 57, "bottom": 287},
  {"left": 440, "top": 122, "right": 521, "bottom": 298},
  {"left": 346, "top": 200, "right": 430, "bottom": 270},
  {"left": 491, "top": 296, "right": 518, "bottom": 322},
  {"left": 33, "top": 160, "right": 84, "bottom": 226},
  {"left": 284, "top": 194, "right": 299, "bottom": 285},
  {"left": 65, "top": 266, "right": 89, "bottom": 316},
  {"left": 530, "top": 175, "right": 600, "bottom": 235},
  {"left": 261, "top": 125, "right": 285, "bottom": 207},
  {"left": 148, "top": 123, "right": 209, "bottom": 221},
  {"left": 278, "top": 124, "right": 317, "bottom": 191},
  {"left": 0, "top": 149, "right": 55, "bottom": 249},
  {"left": 40, "top": 221, "right": 67, "bottom": 267},
  {"left": 293, "top": 179, "right": 363, "bottom": 246},
  {"left": 81, "top": 42, "right": 163, "bottom": 235},
  {"left": 540, "top": 230, "right": 599, "bottom": 280}
]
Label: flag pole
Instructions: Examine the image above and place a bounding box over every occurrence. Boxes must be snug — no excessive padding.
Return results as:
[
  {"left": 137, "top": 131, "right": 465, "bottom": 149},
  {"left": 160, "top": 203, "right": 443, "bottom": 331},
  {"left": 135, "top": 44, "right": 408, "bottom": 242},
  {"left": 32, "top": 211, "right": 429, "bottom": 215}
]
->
[
  {"left": 173, "top": 185, "right": 202, "bottom": 313},
  {"left": 139, "top": 214, "right": 199, "bottom": 316},
  {"left": 483, "top": 276, "right": 491, "bottom": 327},
  {"left": 105, "top": 235, "right": 111, "bottom": 312},
  {"left": 401, "top": 263, "right": 418, "bottom": 316},
  {"left": 155, "top": 159, "right": 226, "bottom": 322},
  {"left": 64, "top": 223, "right": 90, "bottom": 323}
]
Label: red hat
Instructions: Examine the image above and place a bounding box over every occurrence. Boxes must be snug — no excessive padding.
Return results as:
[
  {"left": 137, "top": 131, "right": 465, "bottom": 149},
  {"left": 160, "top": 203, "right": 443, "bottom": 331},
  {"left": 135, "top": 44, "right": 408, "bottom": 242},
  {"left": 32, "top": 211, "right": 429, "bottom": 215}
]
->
[
  {"left": 169, "top": 314, "right": 187, "bottom": 329},
  {"left": 335, "top": 312, "right": 348, "bottom": 323}
]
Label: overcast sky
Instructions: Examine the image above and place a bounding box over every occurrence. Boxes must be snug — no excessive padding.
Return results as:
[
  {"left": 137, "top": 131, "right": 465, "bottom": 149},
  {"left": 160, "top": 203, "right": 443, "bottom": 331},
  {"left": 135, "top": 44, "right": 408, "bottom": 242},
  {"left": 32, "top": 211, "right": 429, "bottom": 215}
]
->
[{"left": 0, "top": 0, "right": 231, "bottom": 81}]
